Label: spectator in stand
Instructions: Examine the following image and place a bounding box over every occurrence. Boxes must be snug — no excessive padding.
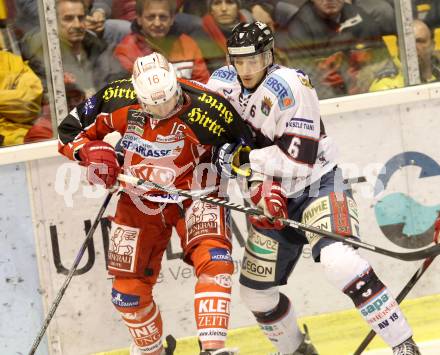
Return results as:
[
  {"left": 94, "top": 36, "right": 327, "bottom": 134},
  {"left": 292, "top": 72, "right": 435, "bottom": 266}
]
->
[
  {"left": 6, "top": 0, "right": 36, "bottom": 39},
  {"left": 246, "top": 1, "right": 310, "bottom": 28},
  {"left": 0, "top": 49, "right": 43, "bottom": 146},
  {"left": 424, "top": 1, "right": 440, "bottom": 29},
  {"left": 93, "top": 0, "right": 203, "bottom": 39},
  {"left": 114, "top": 0, "right": 210, "bottom": 82},
  {"left": 197, "top": 0, "right": 252, "bottom": 73},
  {"left": 107, "top": 0, "right": 136, "bottom": 21},
  {"left": 281, "top": 0, "right": 391, "bottom": 99},
  {"left": 180, "top": 0, "right": 207, "bottom": 17},
  {"left": 21, "top": 0, "right": 110, "bottom": 96},
  {"left": 242, "top": 0, "right": 309, "bottom": 30},
  {"left": 370, "top": 19, "right": 440, "bottom": 91},
  {"left": 85, "top": 1, "right": 131, "bottom": 51},
  {"left": 243, "top": 1, "right": 304, "bottom": 66},
  {"left": 349, "top": 0, "right": 396, "bottom": 36},
  {"left": 24, "top": 77, "right": 86, "bottom": 143},
  {"left": 246, "top": 1, "right": 276, "bottom": 31}
]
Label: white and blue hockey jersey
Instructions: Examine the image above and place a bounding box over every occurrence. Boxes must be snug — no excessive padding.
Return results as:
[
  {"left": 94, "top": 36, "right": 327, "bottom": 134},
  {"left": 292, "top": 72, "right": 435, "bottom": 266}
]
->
[{"left": 207, "top": 64, "right": 338, "bottom": 196}]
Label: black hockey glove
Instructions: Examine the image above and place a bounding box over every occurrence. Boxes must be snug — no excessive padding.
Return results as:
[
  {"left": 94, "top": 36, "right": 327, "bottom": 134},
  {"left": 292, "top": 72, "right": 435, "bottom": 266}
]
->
[{"left": 213, "top": 142, "right": 252, "bottom": 178}]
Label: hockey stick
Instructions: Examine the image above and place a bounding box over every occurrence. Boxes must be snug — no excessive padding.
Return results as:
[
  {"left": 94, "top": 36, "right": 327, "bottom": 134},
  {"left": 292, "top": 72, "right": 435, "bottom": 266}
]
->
[
  {"left": 117, "top": 174, "right": 440, "bottom": 261},
  {"left": 353, "top": 214, "right": 440, "bottom": 354},
  {"left": 28, "top": 192, "right": 114, "bottom": 355}
]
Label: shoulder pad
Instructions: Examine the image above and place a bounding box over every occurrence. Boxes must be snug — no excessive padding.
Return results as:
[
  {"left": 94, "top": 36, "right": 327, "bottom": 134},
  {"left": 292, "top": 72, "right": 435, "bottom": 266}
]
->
[
  {"left": 210, "top": 67, "right": 237, "bottom": 83},
  {"left": 80, "top": 78, "right": 137, "bottom": 117},
  {"left": 263, "top": 72, "right": 295, "bottom": 110},
  {"left": 267, "top": 64, "right": 282, "bottom": 75},
  {"left": 295, "top": 69, "right": 314, "bottom": 89},
  {"left": 180, "top": 79, "right": 210, "bottom": 92}
]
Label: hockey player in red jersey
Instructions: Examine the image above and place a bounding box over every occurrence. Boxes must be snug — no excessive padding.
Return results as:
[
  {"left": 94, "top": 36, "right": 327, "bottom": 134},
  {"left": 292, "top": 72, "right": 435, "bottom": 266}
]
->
[
  {"left": 58, "top": 53, "right": 252, "bottom": 355},
  {"left": 209, "top": 22, "right": 421, "bottom": 355}
]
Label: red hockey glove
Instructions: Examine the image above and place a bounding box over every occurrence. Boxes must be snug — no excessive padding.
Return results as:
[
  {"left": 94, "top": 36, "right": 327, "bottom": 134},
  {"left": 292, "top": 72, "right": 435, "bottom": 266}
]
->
[
  {"left": 78, "top": 141, "right": 120, "bottom": 189},
  {"left": 249, "top": 181, "right": 287, "bottom": 230}
]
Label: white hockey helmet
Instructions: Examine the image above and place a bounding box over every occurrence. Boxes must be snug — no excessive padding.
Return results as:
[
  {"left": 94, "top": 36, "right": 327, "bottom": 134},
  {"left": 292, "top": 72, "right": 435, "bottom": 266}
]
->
[{"left": 132, "top": 52, "right": 182, "bottom": 120}]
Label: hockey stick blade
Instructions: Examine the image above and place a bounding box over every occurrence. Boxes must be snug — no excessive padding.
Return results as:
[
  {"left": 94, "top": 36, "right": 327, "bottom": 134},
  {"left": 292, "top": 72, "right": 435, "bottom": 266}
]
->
[
  {"left": 117, "top": 174, "right": 440, "bottom": 261},
  {"left": 280, "top": 219, "right": 440, "bottom": 262},
  {"left": 28, "top": 192, "right": 114, "bottom": 355}
]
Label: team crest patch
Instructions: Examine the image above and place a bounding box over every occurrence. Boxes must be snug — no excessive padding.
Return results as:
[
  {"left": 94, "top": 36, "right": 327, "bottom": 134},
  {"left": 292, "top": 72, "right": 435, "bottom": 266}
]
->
[
  {"left": 108, "top": 223, "right": 140, "bottom": 273},
  {"left": 261, "top": 96, "right": 273, "bottom": 116},
  {"left": 186, "top": 201, "right": 221, "bottom": 245},
  {"left": 214, "top": 274, "right": 232, "bottom": 288},
  {"left": 126, "top": 109, "right": 146, "bottom": 136}
]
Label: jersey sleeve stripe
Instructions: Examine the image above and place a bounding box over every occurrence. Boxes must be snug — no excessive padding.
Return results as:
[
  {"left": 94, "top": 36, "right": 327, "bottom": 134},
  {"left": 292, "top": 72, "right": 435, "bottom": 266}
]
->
[
  {"left": 278, "top": 146, "right": 314, "bottom": 167},
  {"left": 281, "top": 132, "right": 319, "bottom": 142},
  {"left": 277, "top": 134, "right": 319, "bottom": 165}
]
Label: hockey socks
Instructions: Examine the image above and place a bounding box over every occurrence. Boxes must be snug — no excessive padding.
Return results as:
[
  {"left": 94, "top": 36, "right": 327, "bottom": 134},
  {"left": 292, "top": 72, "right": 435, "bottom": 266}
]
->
[
  {"left": 123, "top": 302, "right": 164, "bottom": 354},
  {"left": 253, "top": 293, "right": 304, "bottom": 353},
  {"left": 321, "top": 243, "right": 413, "bottom": 348},
  {"left": 194, "top": 282, "right": 232, "bottom": 350},
  {"left": 344, "top": 268, "right": 413, "bottom": 347},
  {"left": 191, "top": 241, "right": 234, "bottom": 351}
]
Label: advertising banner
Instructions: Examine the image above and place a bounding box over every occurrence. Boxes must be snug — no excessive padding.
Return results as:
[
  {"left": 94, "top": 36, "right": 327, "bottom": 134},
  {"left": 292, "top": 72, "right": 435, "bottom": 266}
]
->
[
  {"left": 0, "top": 163, "right": 47, "bottom": 355},
  {"left": 26, "top": 99, "right": 440, "bottom": 354}
]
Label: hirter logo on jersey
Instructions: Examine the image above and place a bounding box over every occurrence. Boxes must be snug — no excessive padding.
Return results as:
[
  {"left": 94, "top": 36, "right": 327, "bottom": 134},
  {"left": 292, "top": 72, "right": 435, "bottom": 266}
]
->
[{"left": 261, "top": 96, "right": 273, "bottom": 116}]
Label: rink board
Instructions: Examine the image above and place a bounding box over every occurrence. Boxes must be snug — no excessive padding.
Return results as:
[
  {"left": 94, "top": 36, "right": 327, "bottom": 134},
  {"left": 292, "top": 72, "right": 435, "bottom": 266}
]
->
[
  {"left": 1, "top": 98, "right": 440, "bottom": 354},
  {"left": 0, "top": 163, "right": 48, "bottom": 355},
  {"left": 92, "top": 293, "right": 440, "bottom": 355}
]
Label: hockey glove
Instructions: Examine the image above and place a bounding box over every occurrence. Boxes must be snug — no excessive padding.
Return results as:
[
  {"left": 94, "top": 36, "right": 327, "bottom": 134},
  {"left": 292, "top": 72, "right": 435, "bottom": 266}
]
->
[
  {"left": 249, "top": 181, "right": 287, "bottom": 230},
  {"left": 213, "top": 143, "right": 252, "bottom": 178},
  {"left": 78, "top": 141, "right": 120, "bottom": 189}
]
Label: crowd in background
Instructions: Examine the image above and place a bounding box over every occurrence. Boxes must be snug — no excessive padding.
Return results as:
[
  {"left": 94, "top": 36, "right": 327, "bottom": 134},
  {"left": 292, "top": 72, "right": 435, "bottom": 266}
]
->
[{"left": 1, "top": 0, "right": 440, "bottom": 147}]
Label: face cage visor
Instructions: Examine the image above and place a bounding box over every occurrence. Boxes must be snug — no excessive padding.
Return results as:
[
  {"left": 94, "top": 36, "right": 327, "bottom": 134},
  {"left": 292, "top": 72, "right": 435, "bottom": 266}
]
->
[
  {"left": 227, "top": 50, "right": 272, "bottom": 77},
  {"left": 139, "top": 89, "right": 183, "bottom": 121}
]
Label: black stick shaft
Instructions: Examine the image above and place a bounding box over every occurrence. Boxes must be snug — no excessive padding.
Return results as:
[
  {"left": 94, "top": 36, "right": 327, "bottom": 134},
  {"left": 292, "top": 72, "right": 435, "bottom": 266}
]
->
[
  {"left": 28, "top": 192, "right": 113, "bottom": 355},
  {"left": 118, "top": 174, "right": 440, "bottom": 262}
]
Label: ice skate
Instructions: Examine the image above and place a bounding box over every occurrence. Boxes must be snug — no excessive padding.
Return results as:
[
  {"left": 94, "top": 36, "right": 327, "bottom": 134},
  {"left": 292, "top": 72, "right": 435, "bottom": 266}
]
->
[
  {"left": 164, "top": 335, "right": 177, "bottom": 355},
  {"left": 129, "top": 335, "right": 177, "bottom": 355},
  {"left": 269, "top": 324, "right": 319, "bottom": 355}
]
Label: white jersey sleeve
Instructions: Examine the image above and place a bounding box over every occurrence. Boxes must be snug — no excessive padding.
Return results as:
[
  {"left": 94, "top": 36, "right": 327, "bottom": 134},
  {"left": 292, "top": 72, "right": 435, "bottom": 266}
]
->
[
  {"left": 207, "top": 66, "right": 240, "bottom": 104},
  {"left": 208, "top": 65, "right": 337, "bottom": 195},
  {"left": 250, "top": 68, "right": 324, "bottom": 171}
]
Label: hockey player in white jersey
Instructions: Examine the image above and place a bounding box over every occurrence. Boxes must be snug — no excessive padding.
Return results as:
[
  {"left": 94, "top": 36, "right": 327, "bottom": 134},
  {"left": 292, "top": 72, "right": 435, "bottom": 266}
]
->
[{"left": 208, "top": 22, "right": 421, "bottom": 355}]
